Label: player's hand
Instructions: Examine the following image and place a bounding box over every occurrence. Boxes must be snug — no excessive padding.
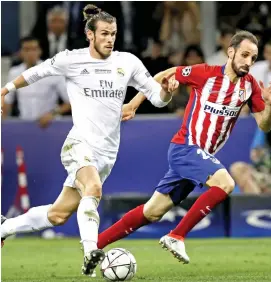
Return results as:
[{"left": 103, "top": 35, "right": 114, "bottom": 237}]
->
[
  {"left": 38, "top": 112, "right": 55, "bottom": 128},
  {"left": 259, "top": 81, "right": 271, "bottom": 105},
  {"left": 161, "top": 75, "right": 179, "bottom": 94},
  {"left": 122, "top": 103, "right": 136, "bottom": 121}
]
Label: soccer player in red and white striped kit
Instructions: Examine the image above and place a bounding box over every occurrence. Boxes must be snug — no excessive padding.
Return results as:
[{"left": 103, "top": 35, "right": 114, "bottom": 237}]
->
[{"left": 97, "top": 30, "right": 271, "bottom": 264}]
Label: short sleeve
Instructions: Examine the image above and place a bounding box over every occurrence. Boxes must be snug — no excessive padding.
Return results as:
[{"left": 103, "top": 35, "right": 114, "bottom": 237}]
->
[
  {"left": 175, "top": 64, "right": 210, "bottom": 88},
  {"left": 247, "top": 77, "right": 265, "bottom": 113}
]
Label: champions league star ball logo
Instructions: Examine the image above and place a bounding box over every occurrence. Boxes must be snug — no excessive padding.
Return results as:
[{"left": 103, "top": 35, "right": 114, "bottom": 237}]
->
[{"left": 182, "top": 66, "right": 192, "bottom": 77}]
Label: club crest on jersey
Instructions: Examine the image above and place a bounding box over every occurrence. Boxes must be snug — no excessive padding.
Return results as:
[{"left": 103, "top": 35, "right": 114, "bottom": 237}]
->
[
  {"left": 117, "top": 68, "right": 125, "bottom": 77},
  {"left": 182, "top": 66, "right": 192, "bottom": 77},
  {"left": 239, "top": 89, "right": 246, "bottom": 102}
]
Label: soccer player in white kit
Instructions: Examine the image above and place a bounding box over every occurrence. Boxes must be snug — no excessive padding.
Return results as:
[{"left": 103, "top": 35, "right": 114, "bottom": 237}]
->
[{"left": 0, "top": 4, "right": 179, "bottom": 276}]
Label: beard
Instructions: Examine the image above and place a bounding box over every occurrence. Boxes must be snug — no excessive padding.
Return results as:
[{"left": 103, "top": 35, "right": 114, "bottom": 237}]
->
[
  {"left": 231, "top": 53, "right": 249, "bottom": 77},
  {"left": 93, "top": 37, "right": 111, "bottom": 59}
]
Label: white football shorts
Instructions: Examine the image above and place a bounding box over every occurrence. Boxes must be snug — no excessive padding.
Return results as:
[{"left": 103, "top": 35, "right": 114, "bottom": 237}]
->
[{"left": 60, "top": 138, "right": 116, "bottom": 189}]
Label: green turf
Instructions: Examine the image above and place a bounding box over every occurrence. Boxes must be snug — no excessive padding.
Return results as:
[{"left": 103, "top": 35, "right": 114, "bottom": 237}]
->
[{"left": 1, "top": 238, "right": 271, "bottom": 282}]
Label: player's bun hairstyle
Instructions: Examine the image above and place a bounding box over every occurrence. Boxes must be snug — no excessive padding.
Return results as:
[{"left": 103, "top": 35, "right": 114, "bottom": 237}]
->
[
  {"left": 83, "top": 4, "right": 116, "bottom": 34},
  {"left": 83, "top": 4, "right": 101, "bottom": 21}
]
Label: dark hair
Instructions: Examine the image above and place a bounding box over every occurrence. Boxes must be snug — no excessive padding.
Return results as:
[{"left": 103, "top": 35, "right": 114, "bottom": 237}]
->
[
  {"left": 220, "top": 27, "right": 235, "bottom": 38},
  {"left": 20, "top": 36, "right": 39, "bottom": 47},
  {"left": 83, "top": 4, "right": 116, "bottom": 34},
  {"left": 229, "top": 30, "right": 258, "bottom": 49}
]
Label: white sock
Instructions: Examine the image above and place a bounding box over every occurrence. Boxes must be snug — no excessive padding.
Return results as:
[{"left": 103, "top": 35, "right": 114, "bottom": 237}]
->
[
  {"left": 1, "top": 205, "right": 53, "bottom": 238},
  {"left": 77, "top": 196, "right": 100, "bottom": 255}
]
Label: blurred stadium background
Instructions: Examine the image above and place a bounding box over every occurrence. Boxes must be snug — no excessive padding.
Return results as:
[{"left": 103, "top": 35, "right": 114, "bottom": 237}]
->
[{"left": 1, "top": 1, "right": 271, "bottom": 281}]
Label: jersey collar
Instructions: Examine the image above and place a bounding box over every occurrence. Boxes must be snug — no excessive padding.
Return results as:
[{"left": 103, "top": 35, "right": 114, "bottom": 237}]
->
[{"left": 221, "top": 64, "right": 226, "bottom": 74}]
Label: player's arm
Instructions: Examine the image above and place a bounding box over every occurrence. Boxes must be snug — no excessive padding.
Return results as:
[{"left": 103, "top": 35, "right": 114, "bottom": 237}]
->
[
  {"left": 122, "top": 67, "right": 177, "bottom": 121},
  {"left": 254, "top": 106, "right": 271, "bottom": 132},
  {"left": 123, "top": 64, "right": 207, "bottom": 120},
  {"left": 128, "top": 64, "right": 207, "bottom": 111},
  {"left": 250, "top": 80, "right": 271, "bottom": 132},
  {"left": 129, "top": 55, "right": 178, "bottom": 105},
  {"left": 139, "top": 72, "right": 177, "bottom": 107},
  {"left": 1, "top": 51, "right": 69, "bottom": 114},
  {"left": 2, "top": 69, "right": 17, "bottom": 118},
  {"left": 127, "top": 67, "right": 177, "bottom": 111}
]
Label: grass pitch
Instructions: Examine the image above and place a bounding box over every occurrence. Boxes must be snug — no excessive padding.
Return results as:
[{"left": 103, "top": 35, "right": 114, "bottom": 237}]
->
[{"left": 1, "top": 238, "right": 271, "bottom": 282}]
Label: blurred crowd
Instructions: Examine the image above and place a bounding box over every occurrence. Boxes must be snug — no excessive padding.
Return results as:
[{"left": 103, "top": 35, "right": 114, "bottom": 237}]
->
[
  {"left": 1, "top": 1, "right": 270, "bottom": 121},
  {"left": 2, "top": 1, "right": 271, "bottom": 194},
  {"left": 3, "top": 1, "right": 271, "bottom": 120}
]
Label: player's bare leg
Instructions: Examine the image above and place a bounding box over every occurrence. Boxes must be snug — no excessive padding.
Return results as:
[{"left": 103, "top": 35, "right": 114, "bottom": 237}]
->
[
  {"left": 230, "top": 162, "right": 261, "bottom": 194},
  {"left": 163, "top": 169, "right": 234, "bottom": 263},
  {"left": 143, "top": 192, "right": 174, "bottom": 222},
  {"left": 75, "top": 166, "right": 105, "bottom": 276},
  {"left": 1, "top": 186, "right": 80, "bottom": 247},
  {"left": 98, "top": 191, "right": 174, "bottom": 249}
]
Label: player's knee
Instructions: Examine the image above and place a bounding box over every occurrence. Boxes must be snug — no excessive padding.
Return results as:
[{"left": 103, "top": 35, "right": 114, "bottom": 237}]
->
[
  {"left": 47, "top": 210, "right": 70, "bottom": 226},
  {"left": 219, "top": 178, "right": 235, "bottom": 194},
  {"left": 143, "top": 206, "right": 164, "bottom": 222},
  {"left": 212, "top": 176, "right": 235, "bottom": 194},
  {"left": 208, "top": 170, "right": 235, "bottom": 194},
  {"left": 143, "top": 212, "right": 162, "bottom": 222},
  {"left": 84, "top": 183, "right": 102, "bottom": 198}
]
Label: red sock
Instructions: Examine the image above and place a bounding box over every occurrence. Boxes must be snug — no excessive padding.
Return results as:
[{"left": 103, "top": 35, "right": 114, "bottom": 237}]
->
[
  {"left": 98, "top": 204, "right": 149, "bottom": 249},
  {"left": 170, "top": 186, "right": 228, "bottom": 239}
]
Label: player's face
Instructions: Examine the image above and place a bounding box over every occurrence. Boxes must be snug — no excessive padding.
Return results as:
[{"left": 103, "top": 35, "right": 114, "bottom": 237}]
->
[
  {"left": 264, "top": 44, "right": 271, "bottom": 65},
  {"left": 91, "top": 21, "right": 117, "bottom": 59},
  {"left": 21, "top": 41, "right": 41, "bottom": 65},
  {"left": 230, "top": 39, "right": 258, "bottom": 77}
]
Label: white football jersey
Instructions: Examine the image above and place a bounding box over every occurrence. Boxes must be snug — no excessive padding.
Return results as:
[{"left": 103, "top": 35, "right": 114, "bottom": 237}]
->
[{"left": 22, "top": 48, "right": 162, "bottom": 154}]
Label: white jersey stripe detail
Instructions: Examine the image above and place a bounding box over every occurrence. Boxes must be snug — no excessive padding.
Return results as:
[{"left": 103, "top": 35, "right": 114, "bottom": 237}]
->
[
  {"left": 245, "top": 81, "right": 253, "bottom": 101},
  {"left": 188, "top": 90, "right": 199, "bottom": 145},
  {"left": 195, "top": 77, "right": 216, "bottom": 146},
  {"left": 213, "top": 79, "right": 241, "bottom": 153},
  {"left": 204, "top": 76, "right": 230, "bottom": 152}
]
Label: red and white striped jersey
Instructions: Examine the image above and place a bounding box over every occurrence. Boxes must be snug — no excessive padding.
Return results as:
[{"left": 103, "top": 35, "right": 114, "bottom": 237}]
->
[{"left": 172, "top": 64, "right": 265, "bottom": 154}]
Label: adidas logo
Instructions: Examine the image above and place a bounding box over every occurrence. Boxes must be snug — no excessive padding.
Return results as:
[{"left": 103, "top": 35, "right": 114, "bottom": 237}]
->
[
  {"left": 80, "top": 69, "right": 89, "bottom": 75},
  {"left": 169, "top": 238, "right": 178, "bottom": 244}
]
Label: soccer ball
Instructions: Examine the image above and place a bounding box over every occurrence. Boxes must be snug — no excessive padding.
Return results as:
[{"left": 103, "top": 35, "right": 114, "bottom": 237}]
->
[{"left": 100, "top": 248, "right": 137, "bottom": 281}]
